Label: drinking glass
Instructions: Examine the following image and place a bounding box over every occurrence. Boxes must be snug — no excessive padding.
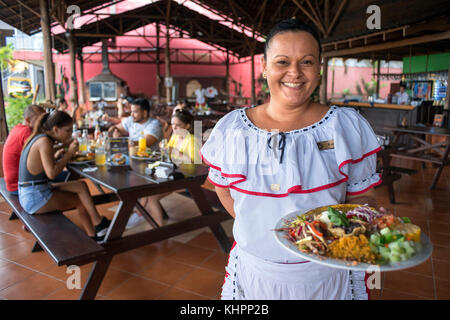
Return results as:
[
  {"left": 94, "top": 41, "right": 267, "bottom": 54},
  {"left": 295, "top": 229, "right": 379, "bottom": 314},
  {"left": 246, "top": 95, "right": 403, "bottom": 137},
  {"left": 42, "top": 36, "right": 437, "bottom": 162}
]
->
[{"left": 95, "top": 147, "right": 107, "bottom": 166}]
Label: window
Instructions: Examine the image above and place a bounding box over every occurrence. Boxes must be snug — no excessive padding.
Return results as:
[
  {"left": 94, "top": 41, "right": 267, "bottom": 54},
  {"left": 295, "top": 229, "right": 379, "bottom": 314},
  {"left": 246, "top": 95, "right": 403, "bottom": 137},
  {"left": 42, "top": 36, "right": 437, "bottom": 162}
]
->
[{"left": 89, "top": 82, "right": 117, "bottom": 101}]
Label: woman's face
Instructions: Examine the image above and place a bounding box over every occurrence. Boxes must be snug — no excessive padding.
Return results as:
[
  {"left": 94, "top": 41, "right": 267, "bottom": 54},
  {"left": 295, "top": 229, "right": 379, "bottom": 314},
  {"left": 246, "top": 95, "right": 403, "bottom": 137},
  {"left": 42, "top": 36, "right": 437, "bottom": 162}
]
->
[
  {"left": 53, "top": 123, "right": 73, "bottom": 144},
  {"left": 171, "top": 117, "right": 190, "bottom": 135},
  {"left": 262, "top": 31, "right": 321, "bottom": 108}
]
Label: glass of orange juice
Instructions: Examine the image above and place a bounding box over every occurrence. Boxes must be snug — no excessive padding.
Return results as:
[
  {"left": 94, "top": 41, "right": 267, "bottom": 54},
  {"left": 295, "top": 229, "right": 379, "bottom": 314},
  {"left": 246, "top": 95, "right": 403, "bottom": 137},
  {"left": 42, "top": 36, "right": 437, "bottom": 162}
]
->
[{"left": 95, "top": 147, "right": 107, "bottom": 166}]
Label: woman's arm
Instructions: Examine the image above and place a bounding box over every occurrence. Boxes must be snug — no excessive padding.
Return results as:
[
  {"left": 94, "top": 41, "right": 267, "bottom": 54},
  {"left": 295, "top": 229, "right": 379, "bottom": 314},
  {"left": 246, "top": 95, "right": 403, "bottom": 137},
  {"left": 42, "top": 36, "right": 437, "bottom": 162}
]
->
[
  {"left": 345, "top": 188, "right": 378, "bottom": 208},
  {"left": 215, "top": 186, "right": 236, "bottom": 218},
  {"left": 38, "top": 138, "right": 77, "bottom": 180}
]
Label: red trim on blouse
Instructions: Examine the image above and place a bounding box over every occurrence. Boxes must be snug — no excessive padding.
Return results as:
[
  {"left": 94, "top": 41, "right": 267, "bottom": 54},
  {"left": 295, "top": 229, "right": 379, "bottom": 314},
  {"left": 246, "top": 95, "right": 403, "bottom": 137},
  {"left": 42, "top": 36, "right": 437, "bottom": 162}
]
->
[{"left": 201, "top": 146, "right": 382, "bottom": 197}]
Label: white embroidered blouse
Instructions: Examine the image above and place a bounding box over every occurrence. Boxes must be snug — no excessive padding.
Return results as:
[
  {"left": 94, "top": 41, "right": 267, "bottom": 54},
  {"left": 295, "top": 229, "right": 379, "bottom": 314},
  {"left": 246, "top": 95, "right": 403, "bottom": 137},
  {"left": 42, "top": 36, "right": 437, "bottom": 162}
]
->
[{"left": 200, "top": 106, "right": 382, "bottom": 263}]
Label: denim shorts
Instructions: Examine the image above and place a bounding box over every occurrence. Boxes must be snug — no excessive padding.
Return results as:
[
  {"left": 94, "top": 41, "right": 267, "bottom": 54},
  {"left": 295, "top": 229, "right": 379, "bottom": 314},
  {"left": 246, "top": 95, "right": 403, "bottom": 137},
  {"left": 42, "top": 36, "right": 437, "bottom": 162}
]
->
[{"left": 18, "top": 183, "right": 53, "bottom": 214}]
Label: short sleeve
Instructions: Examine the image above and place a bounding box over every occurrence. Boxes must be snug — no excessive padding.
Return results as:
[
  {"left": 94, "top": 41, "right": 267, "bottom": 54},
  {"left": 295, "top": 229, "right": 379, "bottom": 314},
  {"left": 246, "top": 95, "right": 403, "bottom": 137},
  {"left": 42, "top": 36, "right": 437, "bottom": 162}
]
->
[
  {"left": 201, "top": 110, "right": 244, "bottom": 188},
  {"left": 145, "top": 119, "right": 162, "bottom": 141},
  {"left": 121, "top": 116, "right": 132, "bottom": 132},
  {"left": 207, "top": 167, "right": 231, "bottom": 188},
  {"left": 333, "top": 107, "right": 382, "bottom": 195}
]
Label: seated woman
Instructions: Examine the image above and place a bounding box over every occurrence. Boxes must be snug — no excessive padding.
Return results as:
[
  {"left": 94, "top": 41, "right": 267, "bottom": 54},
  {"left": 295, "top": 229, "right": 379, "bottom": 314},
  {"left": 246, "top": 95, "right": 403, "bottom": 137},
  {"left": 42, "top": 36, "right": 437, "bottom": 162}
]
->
[
  {"left": 18, "top": 111, "right": 111, "bottom": 242},
  {"left": 146, "top": 109, "right": 199, "bottom": 225}
]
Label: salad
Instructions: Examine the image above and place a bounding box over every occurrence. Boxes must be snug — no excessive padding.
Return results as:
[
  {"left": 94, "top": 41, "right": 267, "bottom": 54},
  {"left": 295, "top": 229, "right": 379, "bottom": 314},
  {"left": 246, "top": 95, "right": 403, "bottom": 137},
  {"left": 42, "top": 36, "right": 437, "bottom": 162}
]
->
[{"left": 280, "top": 204, "right": 422, "bottom": 265}]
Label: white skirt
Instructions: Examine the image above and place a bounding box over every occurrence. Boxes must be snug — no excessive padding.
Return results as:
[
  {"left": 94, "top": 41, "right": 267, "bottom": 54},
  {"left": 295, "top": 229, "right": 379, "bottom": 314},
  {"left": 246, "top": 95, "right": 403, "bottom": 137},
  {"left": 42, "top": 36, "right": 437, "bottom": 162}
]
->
[{"left": 221, "top": 242, "right": 369, "bottom": 300}]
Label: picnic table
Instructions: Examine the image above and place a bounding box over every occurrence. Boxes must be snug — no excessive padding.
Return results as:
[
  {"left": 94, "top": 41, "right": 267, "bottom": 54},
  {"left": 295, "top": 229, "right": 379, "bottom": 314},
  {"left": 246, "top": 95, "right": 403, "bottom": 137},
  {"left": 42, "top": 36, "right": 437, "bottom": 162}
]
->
[
  {"left": 384, "top": 126, "right": 450, "bottom": 190},
  {"left": 67, "top": 159, "right": 232, "bottom": 299}
]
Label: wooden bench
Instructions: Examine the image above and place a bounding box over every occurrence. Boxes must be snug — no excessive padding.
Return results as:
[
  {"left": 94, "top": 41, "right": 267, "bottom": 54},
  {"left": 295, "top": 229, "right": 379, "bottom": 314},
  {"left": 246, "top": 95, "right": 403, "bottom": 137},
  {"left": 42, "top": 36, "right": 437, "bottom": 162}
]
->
[{"left": 0, "top": 178, "right": 106, "bottom": 266}]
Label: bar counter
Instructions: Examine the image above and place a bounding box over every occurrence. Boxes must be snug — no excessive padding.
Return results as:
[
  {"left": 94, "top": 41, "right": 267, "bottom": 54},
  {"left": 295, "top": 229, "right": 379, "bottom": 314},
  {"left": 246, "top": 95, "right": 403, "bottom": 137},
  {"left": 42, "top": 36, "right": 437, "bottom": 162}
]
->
[
  {"left": 330, "top": 100, "right": 417, "bottom": 135},
  {"left": 331, "top": 101, "right": 415, "bottom": 111}
]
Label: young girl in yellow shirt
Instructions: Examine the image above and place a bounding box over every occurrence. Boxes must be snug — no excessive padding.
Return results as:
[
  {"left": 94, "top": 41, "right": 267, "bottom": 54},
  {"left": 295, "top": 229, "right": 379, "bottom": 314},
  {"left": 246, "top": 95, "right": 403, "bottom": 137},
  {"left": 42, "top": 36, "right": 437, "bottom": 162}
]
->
[{"left": 147, "top": 109, "right": 199, "bottom": 225}]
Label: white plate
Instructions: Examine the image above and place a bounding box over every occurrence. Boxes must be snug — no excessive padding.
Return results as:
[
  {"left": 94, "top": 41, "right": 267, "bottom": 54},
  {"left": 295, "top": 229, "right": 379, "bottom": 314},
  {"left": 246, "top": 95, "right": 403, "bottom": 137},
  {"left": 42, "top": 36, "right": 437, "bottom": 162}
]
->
[{"left": 274, "top": 208, "right": 433, "bottom": 272}]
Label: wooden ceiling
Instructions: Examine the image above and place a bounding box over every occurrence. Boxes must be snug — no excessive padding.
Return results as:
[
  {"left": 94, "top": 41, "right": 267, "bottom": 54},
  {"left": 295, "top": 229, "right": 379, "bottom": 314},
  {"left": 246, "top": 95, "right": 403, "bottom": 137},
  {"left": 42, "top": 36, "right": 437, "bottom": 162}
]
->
[{"left": 1, "top": 0, "right": 449, "bottom": 59}]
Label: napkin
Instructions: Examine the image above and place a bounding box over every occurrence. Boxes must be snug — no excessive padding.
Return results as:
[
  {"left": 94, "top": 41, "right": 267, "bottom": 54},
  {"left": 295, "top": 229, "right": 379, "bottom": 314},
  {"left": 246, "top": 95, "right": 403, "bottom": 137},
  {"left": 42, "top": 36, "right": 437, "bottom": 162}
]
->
[
  {"left": 155, "top": 166, "right": 171, "bottom": 178},
  {"left": 82, "top": 167, "right": 98, "bottom": 172}
]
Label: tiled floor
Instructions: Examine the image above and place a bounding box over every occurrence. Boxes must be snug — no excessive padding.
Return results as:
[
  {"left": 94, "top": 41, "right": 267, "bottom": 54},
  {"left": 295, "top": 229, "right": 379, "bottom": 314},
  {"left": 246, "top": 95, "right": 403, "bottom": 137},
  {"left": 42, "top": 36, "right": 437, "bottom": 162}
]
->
[{"left": 0, "top": 159, "right": 448, "bottom": 300}]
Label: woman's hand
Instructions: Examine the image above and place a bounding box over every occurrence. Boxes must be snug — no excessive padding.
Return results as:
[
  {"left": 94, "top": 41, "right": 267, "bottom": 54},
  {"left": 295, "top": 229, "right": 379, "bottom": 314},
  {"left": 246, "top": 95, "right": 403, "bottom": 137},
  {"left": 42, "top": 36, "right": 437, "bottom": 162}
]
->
[
  {"left": 157, "top": 117, "right": 173, "bottom": 140},
  {"left": 67, "top": 139, "right": 79, "bottom": 157},
  {"left": 54, "top": 148, "right": 65, "bottom": 160}
]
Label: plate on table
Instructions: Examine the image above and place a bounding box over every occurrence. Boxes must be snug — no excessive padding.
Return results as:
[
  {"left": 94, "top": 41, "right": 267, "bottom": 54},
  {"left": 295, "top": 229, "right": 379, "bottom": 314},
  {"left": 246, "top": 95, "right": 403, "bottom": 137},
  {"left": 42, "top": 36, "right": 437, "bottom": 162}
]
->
[
  {"left": 273, "top": 204, "right": 432, "bottom": 272},
  {"left": 69, "top": 154, "right": 95, "bottom": 165},
  {"left": 130, "top": 150, "right": 161, "bottom": 161}
]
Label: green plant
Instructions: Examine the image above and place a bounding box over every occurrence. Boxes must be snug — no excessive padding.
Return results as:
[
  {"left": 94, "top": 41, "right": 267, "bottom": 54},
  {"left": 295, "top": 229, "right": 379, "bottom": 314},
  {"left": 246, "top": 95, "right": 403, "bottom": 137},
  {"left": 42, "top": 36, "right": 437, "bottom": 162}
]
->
[
  {"left": 342, "top": 88, "right": 351, "bottom": 97},
  {"left": 0, "top": 43, "right": 14, "bottom": 71},
  {"left": 5, "top": 93, "right": 33, "bottom": 131},
  {"left": 355, "top": 77, "right": 377, "bottom": 97}
]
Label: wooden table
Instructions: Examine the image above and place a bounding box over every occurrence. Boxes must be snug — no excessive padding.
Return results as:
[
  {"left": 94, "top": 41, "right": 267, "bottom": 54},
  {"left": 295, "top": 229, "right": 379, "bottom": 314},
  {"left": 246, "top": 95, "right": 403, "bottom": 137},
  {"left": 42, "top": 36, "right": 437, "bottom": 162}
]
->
[
  {"left": 384, "top": 126, "right": 450, "bottom": 189},
  {"left": 68, "top": 160, "right": 232, "bottom": 299}
]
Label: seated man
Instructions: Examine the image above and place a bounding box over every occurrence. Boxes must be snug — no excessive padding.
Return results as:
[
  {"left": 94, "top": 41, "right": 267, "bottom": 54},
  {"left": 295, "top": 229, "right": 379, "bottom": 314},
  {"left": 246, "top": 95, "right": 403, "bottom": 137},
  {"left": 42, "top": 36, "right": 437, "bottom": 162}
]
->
[
  {"left": 107, "top": 98, "right": 163, "bottom": 229},
  {"left": 2, "top": 105, "right": 45, "bottom": 194}
]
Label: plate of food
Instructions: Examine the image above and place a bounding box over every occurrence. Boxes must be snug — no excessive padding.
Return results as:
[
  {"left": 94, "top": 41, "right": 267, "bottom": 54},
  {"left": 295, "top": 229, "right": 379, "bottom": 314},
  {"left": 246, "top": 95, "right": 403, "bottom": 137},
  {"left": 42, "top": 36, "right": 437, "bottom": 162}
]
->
[
  {"left": 274, "top": 204, "right": 432, "bottom": 271},
  {"left": 130, "top": 149, "right": 161, "bottom": 161},
  {"left": 69, "top": 152, "right": 95, "bottom": 165},
  {"left": 109, "top": 153, "right": 128, "bottom": 165}
]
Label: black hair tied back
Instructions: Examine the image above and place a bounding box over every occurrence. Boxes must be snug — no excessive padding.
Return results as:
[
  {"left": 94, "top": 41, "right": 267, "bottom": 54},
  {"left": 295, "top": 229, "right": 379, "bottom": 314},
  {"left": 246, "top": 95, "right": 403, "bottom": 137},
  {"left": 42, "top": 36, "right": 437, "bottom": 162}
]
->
[{"left": 264, "top": 19, "right": 321, "bottom": 59}]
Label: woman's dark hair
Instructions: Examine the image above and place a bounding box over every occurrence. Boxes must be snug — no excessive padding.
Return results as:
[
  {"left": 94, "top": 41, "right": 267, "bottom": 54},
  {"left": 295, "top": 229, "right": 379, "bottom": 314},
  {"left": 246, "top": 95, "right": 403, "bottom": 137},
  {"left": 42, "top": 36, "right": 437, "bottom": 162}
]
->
[
  {"left": 132, "top": 98, "right": 151, "bottom": 113},
  {"left": 172, "top": 109, "right": 194, "bottom": 133},
  {"left": 23, "top": 111, "right": 73, "bottom": 149},
  {"left": 264, "top": 19, "right": 321, "bottom": 59}
]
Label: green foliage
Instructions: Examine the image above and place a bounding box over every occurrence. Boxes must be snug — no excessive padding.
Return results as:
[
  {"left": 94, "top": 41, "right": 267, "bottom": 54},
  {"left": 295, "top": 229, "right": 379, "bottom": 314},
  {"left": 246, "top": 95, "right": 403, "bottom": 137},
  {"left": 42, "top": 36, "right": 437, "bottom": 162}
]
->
[
  {"left": 0, "top": 43, "right": 14, "bottom": 70},
  {"left": 342, "top": 88, "right": 351, "bottom": 97},
  {"left": 355, "top": 77, "right": 377, "bottom": 97},
  {"left": 5, "top": 93, "right": 33, "bottom": 131}
]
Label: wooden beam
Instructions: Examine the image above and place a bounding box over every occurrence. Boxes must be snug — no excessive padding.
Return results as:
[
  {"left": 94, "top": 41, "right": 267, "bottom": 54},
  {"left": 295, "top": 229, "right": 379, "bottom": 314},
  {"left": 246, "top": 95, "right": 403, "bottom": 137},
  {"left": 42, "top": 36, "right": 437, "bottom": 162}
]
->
[
  {"left": 77, "top": 50, "right": 86, "bottom": 108},
  {"left": 326, "top": 0, "right": 347, "bottom": 37},
  {"left": 305, "top": 0, "right": 325, "bottom": 33},
  {"left": 445, "top": 64, "right": 450, "bottom": 116},
  {"left": 40, "top": 0, "right": 56, "bottom": 102},
  {"left": 0, "top": 68, "right": 7, "bottom": 142},
  {"left": 156, "top": 22, "right": 161, "bottom": 104},
  {"left": 68, "top": 33, "right": 78, "bottom": 113},
  {"left": 291, "top": 0, "right": 326, "bottom": 35},
  {"left": 165, "top": 0, "right": 172, "bottom": 104},
  {"left": 323, "top": 31, "right": 450, "bottom": 57},
  {"left": 320, "top": 57, "right": 328, "bottom": 104}
]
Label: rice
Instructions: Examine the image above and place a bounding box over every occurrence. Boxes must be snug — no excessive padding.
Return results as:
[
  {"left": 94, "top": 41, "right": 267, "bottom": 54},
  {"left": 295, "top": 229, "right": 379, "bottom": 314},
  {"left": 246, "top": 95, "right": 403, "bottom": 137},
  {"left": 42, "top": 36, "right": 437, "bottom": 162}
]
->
[{"left": 328, "top": 234, "right": 378, "bottom": 264}]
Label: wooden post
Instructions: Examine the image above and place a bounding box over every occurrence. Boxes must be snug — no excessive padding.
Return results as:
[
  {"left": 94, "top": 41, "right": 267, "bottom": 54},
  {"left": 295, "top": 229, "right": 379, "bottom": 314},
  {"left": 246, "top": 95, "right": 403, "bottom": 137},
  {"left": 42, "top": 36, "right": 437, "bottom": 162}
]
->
[
  {"left": 376, "top": 59, "right": 381, "bottom": 97},
  {"left": 165, "top": 1, "right": 172, "bottom": 104},
  {"left": 251, "top": 52, "right": 255, "bottom": 106},
  {"left": 0, "top": 68, "right": 7, "bottom": 142},
  {"left": 78, "top": 50, "right": 86, "bottom": 106},
  {"left": 68, "top": 33, "right": 79, "bottom": 117},
  {"left": 39, "top": 0, "right": 56, "bottom": 102},
  {"left": 156, "top": 22, "right": 161, "bottom": 103},
  {"left": 320, "top": 57, "right": 329, "bottom": 104},
  {"left": 225, "top": 50, "right": 230, "bottom": 103},
  {"left": 0, "top": 31, "right": 12, "bottom": 142}
]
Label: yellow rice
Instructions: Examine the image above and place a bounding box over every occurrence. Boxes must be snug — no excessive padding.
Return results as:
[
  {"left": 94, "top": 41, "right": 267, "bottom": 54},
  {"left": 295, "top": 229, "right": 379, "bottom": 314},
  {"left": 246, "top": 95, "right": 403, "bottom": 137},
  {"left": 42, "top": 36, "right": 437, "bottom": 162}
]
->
[{"left": 328, "top": 234, "right": 378, "bottom": 264}]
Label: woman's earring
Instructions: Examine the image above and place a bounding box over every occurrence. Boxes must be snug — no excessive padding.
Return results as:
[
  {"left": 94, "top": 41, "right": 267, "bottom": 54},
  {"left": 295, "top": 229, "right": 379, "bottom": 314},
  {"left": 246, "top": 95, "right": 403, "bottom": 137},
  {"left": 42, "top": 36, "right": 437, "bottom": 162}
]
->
[{"left": 263, "top": 72, "right": 267, "bottom": 79}]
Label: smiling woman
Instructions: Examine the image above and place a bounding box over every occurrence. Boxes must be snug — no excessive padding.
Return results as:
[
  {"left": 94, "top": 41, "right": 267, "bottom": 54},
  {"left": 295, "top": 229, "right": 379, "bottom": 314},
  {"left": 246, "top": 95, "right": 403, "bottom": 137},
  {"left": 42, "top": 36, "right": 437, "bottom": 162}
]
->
[{"left": 200, "top": 19, "right": 383, "bottom": 300}]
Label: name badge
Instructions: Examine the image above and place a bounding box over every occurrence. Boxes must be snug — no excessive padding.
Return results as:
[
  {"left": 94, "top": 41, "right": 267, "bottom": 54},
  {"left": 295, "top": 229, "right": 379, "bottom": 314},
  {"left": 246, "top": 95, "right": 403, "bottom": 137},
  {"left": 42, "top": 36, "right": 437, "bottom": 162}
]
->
[{"left": 317, "top": 140, "right": 334, "bottom": 150}]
